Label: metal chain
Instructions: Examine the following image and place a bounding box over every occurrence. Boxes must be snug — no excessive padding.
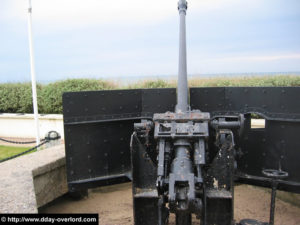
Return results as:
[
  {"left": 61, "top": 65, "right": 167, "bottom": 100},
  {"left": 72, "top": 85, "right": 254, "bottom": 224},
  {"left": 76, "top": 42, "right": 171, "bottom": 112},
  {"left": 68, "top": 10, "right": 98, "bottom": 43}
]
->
[
  {"left": 0, "top": 137, "right": 45, "bottom": 144},
  {"left": 0, "top": 131, "right": 61, "bottom": 163},
  {"left": 0, "top": 140, "right": 49, "bottom": 163}
]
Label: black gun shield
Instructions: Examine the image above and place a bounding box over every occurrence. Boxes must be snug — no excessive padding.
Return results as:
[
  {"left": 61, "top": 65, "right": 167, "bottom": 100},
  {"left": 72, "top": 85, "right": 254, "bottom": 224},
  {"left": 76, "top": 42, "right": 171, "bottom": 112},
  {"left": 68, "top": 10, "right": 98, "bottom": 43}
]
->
[
  {"left": 191, "top": 87, "right": 300, "bottom": 193},
  {"left": 63, "top": 87, "right": 300, "bottom": 193},
  {"left": 63, "top": 89, "right": 176, "bottom": 192}
]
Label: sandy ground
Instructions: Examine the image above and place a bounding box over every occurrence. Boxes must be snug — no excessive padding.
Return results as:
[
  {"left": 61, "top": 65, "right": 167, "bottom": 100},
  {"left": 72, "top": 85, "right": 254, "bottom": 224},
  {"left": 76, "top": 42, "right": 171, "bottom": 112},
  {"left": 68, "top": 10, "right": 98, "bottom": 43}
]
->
[{"left": 40, "top": 183, "right": 300, "bottom": 225}]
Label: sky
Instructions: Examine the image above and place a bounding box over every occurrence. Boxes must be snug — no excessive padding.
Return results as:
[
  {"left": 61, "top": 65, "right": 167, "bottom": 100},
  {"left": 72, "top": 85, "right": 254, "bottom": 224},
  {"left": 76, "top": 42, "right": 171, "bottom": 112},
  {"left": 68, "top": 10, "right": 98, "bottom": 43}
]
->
[{"left": 0, "top": 0, "right": 300, "bottom": 83}]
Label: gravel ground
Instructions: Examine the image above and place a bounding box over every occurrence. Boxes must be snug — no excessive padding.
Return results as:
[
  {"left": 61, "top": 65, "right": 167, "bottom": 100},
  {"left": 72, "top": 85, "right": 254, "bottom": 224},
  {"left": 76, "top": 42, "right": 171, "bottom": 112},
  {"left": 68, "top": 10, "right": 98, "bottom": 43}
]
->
[{"left": 40, "top": 183, "right": 300, "bottom": 225}]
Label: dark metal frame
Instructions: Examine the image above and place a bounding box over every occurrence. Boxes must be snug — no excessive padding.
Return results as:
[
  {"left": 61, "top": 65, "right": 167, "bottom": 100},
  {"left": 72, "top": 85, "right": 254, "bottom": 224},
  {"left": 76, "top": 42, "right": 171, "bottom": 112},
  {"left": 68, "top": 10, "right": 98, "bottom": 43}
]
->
[
  {"left": 63, "top": 87, "right": 300, "bottom": 190},
  {"left": 63, "top": 87, "right": 300, "bottom": 194},
  {"left": 63, "top": 87, "right": 300, "bottom": 225}
]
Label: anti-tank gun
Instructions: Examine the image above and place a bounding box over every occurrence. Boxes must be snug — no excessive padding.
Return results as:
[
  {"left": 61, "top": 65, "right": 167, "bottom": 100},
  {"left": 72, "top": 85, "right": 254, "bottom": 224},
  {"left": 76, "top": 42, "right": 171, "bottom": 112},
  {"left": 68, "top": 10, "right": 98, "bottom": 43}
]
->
[{"left": 62, "top": 1, "right": 300, "bottom": 224}]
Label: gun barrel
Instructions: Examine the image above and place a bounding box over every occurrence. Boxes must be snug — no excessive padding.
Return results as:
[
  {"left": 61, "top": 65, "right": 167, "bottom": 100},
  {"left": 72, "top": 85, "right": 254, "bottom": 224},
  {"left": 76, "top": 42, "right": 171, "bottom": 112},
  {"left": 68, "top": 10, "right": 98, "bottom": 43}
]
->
[{"left": 176, "top": 0, "right": 189, "bottom": 113}]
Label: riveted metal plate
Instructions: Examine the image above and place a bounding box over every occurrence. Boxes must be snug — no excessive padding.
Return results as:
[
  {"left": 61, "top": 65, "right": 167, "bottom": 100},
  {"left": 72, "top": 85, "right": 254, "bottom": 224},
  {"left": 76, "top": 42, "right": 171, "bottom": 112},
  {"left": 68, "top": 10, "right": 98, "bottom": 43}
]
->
[
  {"left": 65, "top": 120, "right": 135, "bottom": 191},
  {"left": 63, "top": 88, "right": 176, "bottom": 191},
  {"left": 131, "top": 133, "right": 160, "bottom": 225},
  {"left": 190, "top": 87, "right": 300, "bottom": 121},
  {"left": 63, "top": 90, "right": 142, "bottom": 124},
  {"left": 190, "top": 87, "right": 300, "bottom": 192},
  {"left": 63, "top": 87, "right": 300, "bottom": 193},
  {"left": 236, "top": 117, "right": 300, "bottom": 193},
  {"left": 141, "top": 88, "right": 176, "bottom": 117}
]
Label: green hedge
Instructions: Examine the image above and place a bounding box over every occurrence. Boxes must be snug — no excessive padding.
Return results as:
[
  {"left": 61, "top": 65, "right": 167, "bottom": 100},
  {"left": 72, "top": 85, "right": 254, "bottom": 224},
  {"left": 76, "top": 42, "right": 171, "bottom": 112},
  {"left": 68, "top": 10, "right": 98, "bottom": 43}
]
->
[
  {"left": 39, "top": 79, "right": 115, "bottom": 114},
  {"left": 0, "top": 79, "right": 115, "bottom": 114},
  {"left": 0, "top": 76, "right": 299, "bottom": 114},
  {"left": 127, "top": 79, "right": 173, "bottom": 89},
  {"left": 0, "top": 83, "right": 42, "bottom": 113}
]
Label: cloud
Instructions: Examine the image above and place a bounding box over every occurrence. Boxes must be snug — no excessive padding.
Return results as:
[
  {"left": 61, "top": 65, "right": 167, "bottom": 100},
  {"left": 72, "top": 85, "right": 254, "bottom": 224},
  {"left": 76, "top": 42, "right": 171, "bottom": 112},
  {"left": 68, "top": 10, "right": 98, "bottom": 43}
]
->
[
  {"left": 4, "top": 0, "right": 263, "bottom": 31},
  {"left": 187, "top": 53, "right": 300, "bottom": 74},
  {"left": 6, "top": 0, "right": 178, "bottom": 28},
  {"left": 211, "top": 53, "right": 300, "bottom": 62}
]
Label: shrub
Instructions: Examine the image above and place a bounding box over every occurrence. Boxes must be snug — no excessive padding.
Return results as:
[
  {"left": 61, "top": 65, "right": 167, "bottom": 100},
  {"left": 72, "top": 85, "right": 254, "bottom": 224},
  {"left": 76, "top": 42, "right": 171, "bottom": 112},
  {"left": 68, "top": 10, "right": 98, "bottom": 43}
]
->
[
  {"left": 0, "top": 76, "right": 299, "bottom": 114},
  {"left": 128, "top": 79, "right": 175, "bottom": 89},
  {"left": 0, "top": 83, "right": 42, "bottom": 113},
  {"left": 0, "top": 79, "right": 115, "bottom": 114},
  {"left": 39, "top": 79, "right": 116, "bottom": 114}
]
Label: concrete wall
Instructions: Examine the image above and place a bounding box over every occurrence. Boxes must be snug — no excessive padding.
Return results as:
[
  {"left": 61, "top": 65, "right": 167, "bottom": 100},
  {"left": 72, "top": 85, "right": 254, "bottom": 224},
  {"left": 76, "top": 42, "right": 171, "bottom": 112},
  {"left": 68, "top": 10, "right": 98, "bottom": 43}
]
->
[
  {"left": 0, "top": 144, "right": 67, "bottom": 213},
  {"left": 0, "top": 113, "right": 64, "bottom": 139}
]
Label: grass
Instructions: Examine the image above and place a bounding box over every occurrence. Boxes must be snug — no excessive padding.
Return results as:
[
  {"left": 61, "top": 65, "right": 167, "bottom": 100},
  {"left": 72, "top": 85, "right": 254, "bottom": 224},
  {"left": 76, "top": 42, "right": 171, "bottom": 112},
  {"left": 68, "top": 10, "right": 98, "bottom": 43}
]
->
[
  {"left": 0, "top": 145, "right": 35, "bottom": 161},
  {"left": 120, "top": 75, "right": 300, "bottom": 89},
  {"left": 188, "top": 75, "right": 300, "bottom": 87},
  {"left": 126, "top": 75, "right": 300, "bottom": 88}
]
